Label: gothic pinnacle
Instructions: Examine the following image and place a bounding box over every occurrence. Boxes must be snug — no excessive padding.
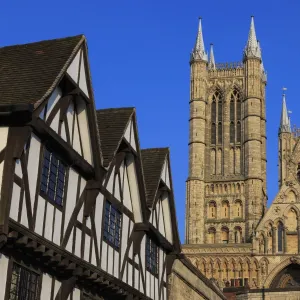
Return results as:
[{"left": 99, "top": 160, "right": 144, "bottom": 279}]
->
[
  {"left": 279, "top": 88, "right": 291, "bottom": 133},
  {"left": 208, "top": 43, "right": 216, "bottom": 69},
  {"left": 244, "top": 16, "right": 261, "bottom": 59},
  {"left": 192, "top": 17, "right": 208, "bottom": 62}
]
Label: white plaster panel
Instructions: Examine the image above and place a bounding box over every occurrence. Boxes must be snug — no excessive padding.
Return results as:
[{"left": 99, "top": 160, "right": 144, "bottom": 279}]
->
[
  {"left": 46, "top": 87, "right": 62, "bottom": 120},
  {"left": 84, "top": 235, "right": 90, "bottom": 262},
  {"left": 114, "top": 175, "right": 121, "bottom": 200},
  {"left": 67, "top": 50, "right": 81, "bottom": 83},
  {"left": 77, "top": 98, "right": 93, "bottom": 165},
  {"left": 64, "top": 169, "right": 79, "bottom": 233},
  {"left": 134, "top": 268, "right": 139, "bottom": 291},
  {"left": 130, "top": 121, "right": 137, "bottom": 151},
  {"left": 50, "top": 110, "right": 60, "bottom": 133},
  {"left": 121, "top": 215, "right": 129, "bottom": 264},
  {"left": 15, "top": 159, "right": 22, "bottom": 178},
  {"left": 27, "top": 134, "right": 41, "bottom": 212},
  {"left": 0, "top": 255, "right": 9, "bottom": 300},
  {"left": 165, "top": 160, "right": 170, "bottom": 188},
  {"left": 60, "top": 122, "right": 67, "bottom": 142},
  {"left": 35, "top": 196, "right": 45, "bottom": 236},
  {"left": 146, "top": 271, "right": 150, "bottom": 297},
  {"left": 126, "top": 155, "right": 142, "bottom": 222},
  {"left": 162, "top": 193, "right": 173, "bottom": 243},
  {"left": 44, "top": 204, "right": 54, "bottom": 241},
  {"left": 122, "top": 263, "right": 127, "bottom": 282},
  {"left": 39, "top": 107, "right": 45, "bottom": 120},
  {"left": 54, "top": 280, "right": 61, "bottom": 299},
  {"left": 41, "top": 274, "right": 52, "bottom": 300},
  {"left": 114, "top": 249, "right": 119, "bottom": 278},
  {"left": 123, "top": 166, "right": 132, "bottom": 212},
  {"left": 66, "top": 228, "right": 73, "bottom": 253},
  {"left": 0, "top": 127, "right": 8, "bottom": 152},
  {"left": 79, "top": 53, "right": 89, "bottom": 97},
  {"left": 95, "top": 193, "right": 104, "bottom": 258},
  {"left": 101, "top": 241, "right": 107, "bottom": 271},
  {"left": 159, "top": 201, "right": 166, "bottom": 237},
  {"left": 107, "top": 245, "right": 113, "bottom": 275},
  {"left": 106, "top": 166, "right": 115, "bottom": 194},
  {"left": 53, "top": 210, "right": 62, "bottom": 245},
  {"left": 0, "top": 162, "right": 3, "bottom": 197},
  {"left": 21, "top": 198, "right": 28, "bottom": 228},
  {"left": 140, "top": 237, "right": 146, "bottom": 274},
  {"left": 72, "top": 288, "right": 81, "bottom": 300},
  {"left": 66, "top": 101, "right": 75, "bottom": 143},
  {"left": 75, "top": 228, "right": 81, "bottom": 258},
  {"left": 72, "top": 115, "right": 82, "bottom": 155},
  {"left": 91, "top": 242, "right": 97, "bottom": 266},
  {"left": 10, "top": 183, "right": 21, "bottom": 221},
  {"left": 124, "top": 120, "right": 131, "bottom": 143},
  {"left": 161, "top": 160, "right": 167, "bottom": 184},
  {"left": 155, "top": 277, "right": 159, "bottom": 300},
  {"left": 128, "top": 262, "right": 132, "bottom": 287}
]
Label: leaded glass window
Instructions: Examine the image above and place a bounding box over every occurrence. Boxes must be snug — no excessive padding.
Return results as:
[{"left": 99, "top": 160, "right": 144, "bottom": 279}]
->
[
  {"left": 146, "top": 236, "right": 158, "bottom": 275},
  {"left": 103, "top": 201, "right": 122, "bottom": 249},
  {"left": 9, "top": 263, "right": 40, "bottom": 300},
  {"left": 40, "top": 148, "right": 66, "bottom": 206}
]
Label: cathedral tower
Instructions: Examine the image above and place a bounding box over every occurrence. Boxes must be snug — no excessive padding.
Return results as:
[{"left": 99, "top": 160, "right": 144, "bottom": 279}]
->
[{"left": 185, "top": 17, "right": 267, "bottom": 244}]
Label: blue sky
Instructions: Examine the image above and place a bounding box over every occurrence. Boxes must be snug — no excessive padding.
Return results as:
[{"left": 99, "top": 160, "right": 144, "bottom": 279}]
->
[{"left": 1, "top": 0, "right": 300, "bottom": 242}]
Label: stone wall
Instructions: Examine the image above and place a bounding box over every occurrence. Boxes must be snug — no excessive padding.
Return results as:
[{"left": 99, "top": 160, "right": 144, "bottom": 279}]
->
[
  {"left": 236, "top": 289, "right": 300, "bottom": 300},
  {"left": 168, "top": 258, "right": 226, "bottom": 300}
]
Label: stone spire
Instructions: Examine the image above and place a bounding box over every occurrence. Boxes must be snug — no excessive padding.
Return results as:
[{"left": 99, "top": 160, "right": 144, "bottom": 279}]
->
[
  {"left": 258, "top": 41, "right": 267, "bottom": 82},
  {"left": 192, "top": 18, "right": 208, "bottom": 61},
  {"left": 208, "top": 43, "right": 216, "bottom": 69},
  {"left": 244, "top": 16, "right": 261, "bottom": 59},
  {"left": 279, "top": 88, "right": 291, "bottom": 133}
]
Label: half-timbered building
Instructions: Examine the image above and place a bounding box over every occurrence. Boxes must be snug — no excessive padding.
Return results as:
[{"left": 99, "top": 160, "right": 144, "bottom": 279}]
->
[{"left": 0, "top": 35, "right": 225, "bottom": 300}]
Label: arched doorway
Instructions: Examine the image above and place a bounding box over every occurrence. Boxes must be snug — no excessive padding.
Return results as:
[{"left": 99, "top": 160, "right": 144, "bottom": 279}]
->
[{"left": 270, "top": 263, "right": 300, "bottom": 288}]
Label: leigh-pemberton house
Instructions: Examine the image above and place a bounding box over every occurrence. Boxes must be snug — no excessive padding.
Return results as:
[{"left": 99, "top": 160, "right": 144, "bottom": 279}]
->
[{"left": 0, "top": 36, "right": 225, "bottom": 299}]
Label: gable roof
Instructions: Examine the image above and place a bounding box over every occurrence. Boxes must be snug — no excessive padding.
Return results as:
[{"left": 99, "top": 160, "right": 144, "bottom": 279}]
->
[
  {"left": 0, "top": 35, "right": 84, "bottom": 106},
  {"left": 96, "top": 108, "right": 135, "bottom": 167},
  {"left": 141, "top": 148, "right": 169, "bottom": 207}
]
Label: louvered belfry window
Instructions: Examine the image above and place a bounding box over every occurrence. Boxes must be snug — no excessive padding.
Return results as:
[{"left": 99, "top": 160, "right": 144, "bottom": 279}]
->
[
  {"left": 40, "top": 148, "right": 66, "bottom": 206},
  {"left": 103, "top": 201, "right": 122, "bottom": 249},
  {"left": 8, "top": 263, "right": 40, "bottom": 300},
  {"left": 146, "top": 236, "right": 158, "bottom": 275}
]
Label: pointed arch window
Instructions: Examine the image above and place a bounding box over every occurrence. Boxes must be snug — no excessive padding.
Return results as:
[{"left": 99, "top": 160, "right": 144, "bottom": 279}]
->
[
  {"left": 230, "top": 122, "right": 235, "bottom": 143},
  {"left": 277, "top": 221, "right": 284, "bottom": 252},
  {"left": 218, "top": 122, "right": 222, "bottom": 145},
  {"left": 229, "top": 89, "right": 242, "bottom": 144},
  {"left": 236, "top": 121, "right": 241, "bottom": 143},
  {"left": 211, "top": 91, "right": 223, "bottom": 145}
]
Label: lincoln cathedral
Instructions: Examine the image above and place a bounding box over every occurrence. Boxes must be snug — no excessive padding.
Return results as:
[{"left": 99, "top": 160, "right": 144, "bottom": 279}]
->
[{"left": 183, "top": 16, "right": 300, "bottom": 299}]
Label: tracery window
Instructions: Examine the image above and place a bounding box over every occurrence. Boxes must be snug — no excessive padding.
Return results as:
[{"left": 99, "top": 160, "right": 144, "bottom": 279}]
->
[
  {"left": 211, "top": 91, "right": 223, "bottom": 145},
  {"left": 229, "top": 90, "right": 242, "bottom": 144}
]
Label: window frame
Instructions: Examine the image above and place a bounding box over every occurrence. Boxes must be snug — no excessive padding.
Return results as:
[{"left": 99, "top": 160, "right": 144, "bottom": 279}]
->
[
  {"left": 103, "top": 200, "right": 122, "bottom": 251},
  {"left": 39, "top": 147, "right": 67, "bottom": 209},
  {"left": 146, "top": 235, "right": 159, "bottom": 276}
]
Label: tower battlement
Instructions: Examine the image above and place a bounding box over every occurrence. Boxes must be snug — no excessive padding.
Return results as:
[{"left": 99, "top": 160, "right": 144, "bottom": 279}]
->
[{"left": 208, "top": 62, "right": 244, "bottom": 78}]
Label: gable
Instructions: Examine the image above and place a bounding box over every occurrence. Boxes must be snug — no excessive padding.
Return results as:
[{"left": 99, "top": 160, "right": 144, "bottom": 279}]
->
[{"left": 123, "top": 118, "right": 137, "bottom": 151}]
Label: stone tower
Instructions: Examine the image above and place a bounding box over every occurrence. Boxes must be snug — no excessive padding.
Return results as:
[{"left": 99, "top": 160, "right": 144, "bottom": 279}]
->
[
  {"left": 185, "top": 17, "right": 268, "bottom": 245},
  {"left": 278, "top": 90, "right": 296, "bottom": 187}
]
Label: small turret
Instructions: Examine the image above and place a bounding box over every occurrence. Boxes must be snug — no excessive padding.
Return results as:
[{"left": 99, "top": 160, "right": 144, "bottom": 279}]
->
[
  {"left": 208, "top": 43, "right": 216, "bottom": 69},
  {"left": 244, "top": 16, "right": 261, "bottom": 60},
  {"left": 279, "top": 89, "right": 291, "bottom": 133},
  {"left": 191, "top": 18, "right": 208, "bottom": 61}
]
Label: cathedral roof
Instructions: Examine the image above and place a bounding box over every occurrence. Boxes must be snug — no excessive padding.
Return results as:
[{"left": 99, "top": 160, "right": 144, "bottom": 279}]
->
[{"left": 0, "top": 35, "right": 84, "bottom": 106}]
